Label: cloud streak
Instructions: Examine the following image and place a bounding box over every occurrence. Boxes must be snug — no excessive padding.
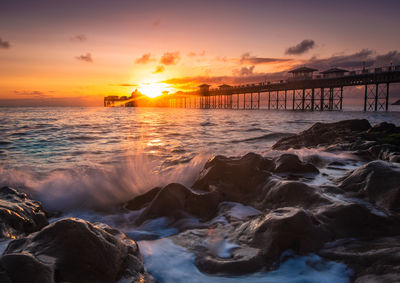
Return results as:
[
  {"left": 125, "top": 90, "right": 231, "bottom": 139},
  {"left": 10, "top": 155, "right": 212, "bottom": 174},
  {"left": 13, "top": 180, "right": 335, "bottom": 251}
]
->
[
  {"left": 160, "top": 52, "right": 180, "bottom": 65},
  {"left": 240, "top": 53, "right": 292, "bottom": 65},
  {"left": 71, "top": 34, "right": 87, "bottom": 42},
  {"left": 285, "top": 39, "right": 315, "bottom": 55},
  {"left": 0, "top": 38, "right": 11, "bottom": 49},
  {"left": 153, "top": 65, "right": 165, "bottom": 73},
  {"left": 75, "top": 53, "right": 93, "bottom": 63},
  {"left": 135, "top": 53, "right": 155, "bottom": 64}
]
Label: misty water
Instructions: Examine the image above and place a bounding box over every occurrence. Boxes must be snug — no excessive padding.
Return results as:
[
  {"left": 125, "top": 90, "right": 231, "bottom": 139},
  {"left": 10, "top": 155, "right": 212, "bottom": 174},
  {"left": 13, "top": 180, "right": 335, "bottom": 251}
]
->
[{"left": 1, "top": 106, "right": 400, "bottom": 282}]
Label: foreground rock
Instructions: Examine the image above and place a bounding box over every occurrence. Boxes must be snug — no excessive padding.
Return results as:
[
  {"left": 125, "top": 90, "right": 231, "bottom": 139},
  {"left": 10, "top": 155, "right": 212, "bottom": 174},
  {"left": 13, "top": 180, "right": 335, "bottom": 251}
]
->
[
  {"left": 135, "top": 183, "right": 220, "bottom": 225},
  {"left": 0, "top": 218, "right": 154, "bottom": 283},
  {"left": 273, "top": 119, "right": 400, "bottom": 162},
  {"left": 272, "top": 119, "right": 372, "bottom": 150},
  {"left": 339, "top": 160, "right": 400, "bottom": 211},
  {"left": 320, "top": 236, "right": 400, "bottom": 282},
  {"left": 0, "top": 186, "right": 48, "bottom": 239}
]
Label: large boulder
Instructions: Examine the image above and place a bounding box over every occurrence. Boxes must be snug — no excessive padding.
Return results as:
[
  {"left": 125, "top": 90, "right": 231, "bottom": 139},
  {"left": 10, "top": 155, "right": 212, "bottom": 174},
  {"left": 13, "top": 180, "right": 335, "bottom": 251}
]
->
[
  {"left": 339, "top": 161, "right": 400, "bottom": 211},
  {"left": 135, "top": 183, "right": 220, "bottom": 225},
  {"left": 192, "top": 153, "right": 272, "bottom": 203},
  {"left": 272, "top": 154, "right": 319, "bottom": 174},
  {"left": 320, "top": 236, "right": 400, "bottom": 283},
  {"left": 0, "top": 186, "right": 48, "bottom": 239},
  {"left": 259, "top": 180, "right": 330, "bottom": 209},
  {"left": 0, "top": 218, "right": 153, "bottom": 283},
  {"left": 235, "top": 208, "right": 331, "bottom": 265},
  {"left": 315, "top": 202, "right": 397, "bottom": 238},
  {"left": 273, "top": 119, "right": 371, "bottom": 150}
]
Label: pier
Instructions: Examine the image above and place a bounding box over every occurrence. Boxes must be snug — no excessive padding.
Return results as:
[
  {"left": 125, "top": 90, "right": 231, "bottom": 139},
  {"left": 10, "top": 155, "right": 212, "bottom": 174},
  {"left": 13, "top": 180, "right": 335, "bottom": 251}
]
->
[
  {"left": 168, "top": 65, "right": 400, "bottom": 111},
  {"left": 104, "top": 65, "right": 400, "bottom": 111}
]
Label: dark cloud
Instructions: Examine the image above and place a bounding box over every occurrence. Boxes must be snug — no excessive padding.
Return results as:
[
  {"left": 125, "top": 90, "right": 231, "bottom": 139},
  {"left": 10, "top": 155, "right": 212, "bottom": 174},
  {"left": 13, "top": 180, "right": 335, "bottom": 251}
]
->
[
  {"left": 233, "top": 66, "right": 255, "bottom": 76},
  {"left": 135, "top": 53, "right": 155, "bottom": 64},
  {"left": 152, "top": 18, "right": 161, "bottom": 27},
  {"left": 75, "top": 53, "right": 93, "bottom": 63},
  {"left": 109, "top": 83, "right": 139, "bottom": 87},
  {"left": 375, "top": 50, "right": 400, "bottom": 65},
  {"left": 240, "top": 53, "right": 292, "bottom": 64},
  {"left": 285, "top": 39, "right": 315, "bottom": 55},
  {"left": 304, "top": 49, "right": 375, "bottom": 69},
  {"left": 71, "top": 34, "right": 87, "bottom": 42},
  {"left": 160, "top": 52, "right": 180, "bottom": 65},
  {"left": 153, "top": 65, "right": 165, "bottom": 74},
  {"left": 0, "top": 38, "right": 11, "bottom": 49}
]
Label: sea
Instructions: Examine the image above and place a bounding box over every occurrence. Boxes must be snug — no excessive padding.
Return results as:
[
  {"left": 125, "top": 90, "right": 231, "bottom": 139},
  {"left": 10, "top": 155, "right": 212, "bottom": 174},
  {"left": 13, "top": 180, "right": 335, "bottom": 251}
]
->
[{"left": 1, "top": 106, "right": 400, "bottom": 282}]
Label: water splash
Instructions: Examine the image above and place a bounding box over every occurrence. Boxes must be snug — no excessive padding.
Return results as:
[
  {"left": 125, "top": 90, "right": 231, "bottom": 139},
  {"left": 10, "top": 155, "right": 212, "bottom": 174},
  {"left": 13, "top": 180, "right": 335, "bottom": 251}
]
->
[{"left": 0, "top": 152, "right": 210, "bottom": 212}]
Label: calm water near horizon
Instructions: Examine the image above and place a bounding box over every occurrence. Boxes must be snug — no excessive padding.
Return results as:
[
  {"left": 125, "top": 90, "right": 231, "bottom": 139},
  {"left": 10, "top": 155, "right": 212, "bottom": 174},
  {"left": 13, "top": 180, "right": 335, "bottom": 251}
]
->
[{"left": 1, "top": 106, "right": 400, "bottom": 282}]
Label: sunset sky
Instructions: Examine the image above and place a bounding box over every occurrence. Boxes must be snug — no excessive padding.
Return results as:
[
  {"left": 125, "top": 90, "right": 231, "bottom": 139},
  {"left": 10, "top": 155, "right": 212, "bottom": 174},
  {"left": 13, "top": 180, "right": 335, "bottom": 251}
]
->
[{"left": 1, "top": 0, "right": 400, "bottom": 106}]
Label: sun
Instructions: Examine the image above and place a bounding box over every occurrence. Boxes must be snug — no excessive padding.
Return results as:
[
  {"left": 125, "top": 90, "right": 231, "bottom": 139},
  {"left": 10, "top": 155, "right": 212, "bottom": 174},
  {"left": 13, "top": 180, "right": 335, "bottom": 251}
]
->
[{"left": 139, "top": 83, "right": 167, "bottom": 98}]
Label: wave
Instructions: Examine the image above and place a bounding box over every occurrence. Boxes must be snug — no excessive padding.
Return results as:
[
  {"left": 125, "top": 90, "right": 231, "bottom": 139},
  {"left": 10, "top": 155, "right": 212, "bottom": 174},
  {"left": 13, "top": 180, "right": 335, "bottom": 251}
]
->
[
  {"left": 231, "top": 132, "right": 295, "bottom": 143},
  {"left": 0, "top": 152, "right": 210, "bottom": 213}
]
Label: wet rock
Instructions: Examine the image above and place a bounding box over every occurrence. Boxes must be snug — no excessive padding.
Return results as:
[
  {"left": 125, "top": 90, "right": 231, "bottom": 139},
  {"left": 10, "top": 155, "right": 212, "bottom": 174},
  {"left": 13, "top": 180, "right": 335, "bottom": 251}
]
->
[
  {"left": 315, "top": 203, "right": 397, "bottom": 238},
  {"left": 273, "top": 119, "right": 371, "bottom": 150},
  {"left": 235, "top": 208, "right": 331, "bottom": 265},
  {"left": 259, "top": 180, "right": 331, "bottom": 209},
  {"left": 272, "top": 154, "right": 319, "bottom": 174},
  {"left": 0, "top": 218, "right": 154, "bottom": 283},
  {"left": 195, "top": 246, "right": 264, "bottom": 275},
  {"left": 192, "top": 153, "right": 273, "bottom": 203},
  {"left": 135, "top": 183, "right": 220, "bottom": 225},
  {"left": 319, "top": 236, "right": 400, "bottom": 283},
  {"left": 125, "top": 187, "right": 162, "bottom": 211},
  {"left": 339, "top": 161, "right": 400, "bottom": 211},
  {"left": 0, "top": 186, "right": 48, "bottom": 239}
]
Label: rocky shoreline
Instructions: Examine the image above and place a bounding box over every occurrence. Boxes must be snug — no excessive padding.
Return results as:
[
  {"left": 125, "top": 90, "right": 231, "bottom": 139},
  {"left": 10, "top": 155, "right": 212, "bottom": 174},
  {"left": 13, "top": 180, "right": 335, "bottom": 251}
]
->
[{"left": 1, "top": 119, "right": 400, "bottom": 282}]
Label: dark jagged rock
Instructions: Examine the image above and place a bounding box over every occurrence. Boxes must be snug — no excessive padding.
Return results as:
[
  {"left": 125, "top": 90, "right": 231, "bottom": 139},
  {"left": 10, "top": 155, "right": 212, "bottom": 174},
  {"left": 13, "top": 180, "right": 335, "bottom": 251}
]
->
[
  {"left": 192, "top": 153, "right": 273, "bottom": 203},
  {"left": 259, "top": 180, "right": 331, "bottom": 209},
  {"left": 315, "top": 202, "right": 397, "bottom": 238},
  {"left": 272, "top": 119, "right": 371, "bottom": 150},
  {"left": 339, "top": 161, "right": 400, "bottom": 211},
  {"left": 195, "top": 247, "right": 264, "bottom": 275},
  {"left": 272, "top": 154, "right": 319, "bottom": 174},
  {"left": 135, "top": 183, "right": 220, "bottom": 225},
  {"left": 125, "top": 187, "right": 162, "bottom": 211},
  {"left": 0, "top": 186, "right": 48, "bottom": 239},
  {"left": 0, "top": 218, "right": 154, "bottom": 283},
  {"left": 319, "top": 236, "right": 400, "bottom": 283},
  {"left": 235, "top": 208, "right": 331, "bottom": 265}
]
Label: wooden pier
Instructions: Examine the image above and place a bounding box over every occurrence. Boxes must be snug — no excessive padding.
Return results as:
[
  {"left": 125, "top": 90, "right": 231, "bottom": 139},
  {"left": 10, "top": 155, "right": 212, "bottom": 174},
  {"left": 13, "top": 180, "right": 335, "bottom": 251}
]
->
[{"left": 167, "top": 65, "right": 400, "bottom": 111}]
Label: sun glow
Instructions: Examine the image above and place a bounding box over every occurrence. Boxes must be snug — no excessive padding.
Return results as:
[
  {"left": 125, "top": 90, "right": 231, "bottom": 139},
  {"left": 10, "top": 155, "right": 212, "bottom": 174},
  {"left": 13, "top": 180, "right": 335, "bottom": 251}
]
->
[{"left": 139, "top": 83, "right": 169, "bottom": 98}]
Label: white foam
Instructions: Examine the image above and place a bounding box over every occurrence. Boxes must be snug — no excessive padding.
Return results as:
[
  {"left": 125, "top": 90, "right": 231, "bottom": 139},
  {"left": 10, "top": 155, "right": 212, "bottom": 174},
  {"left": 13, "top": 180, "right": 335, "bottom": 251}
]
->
[
  {"left": 138, "top": 238, "right": 352, "bottom": 283},
  {"left": 0, "top": 152, "right": 209, "bottom": 212},
  {"left": 223, "top": 202, "right": 262, "bottom": 219}
]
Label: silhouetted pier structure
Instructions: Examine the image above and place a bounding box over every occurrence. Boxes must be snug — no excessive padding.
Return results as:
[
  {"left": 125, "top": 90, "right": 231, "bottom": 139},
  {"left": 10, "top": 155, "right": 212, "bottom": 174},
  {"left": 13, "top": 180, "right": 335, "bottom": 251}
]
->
[{"left": 168, "top": 65, "right": 400, "bottom": 111}]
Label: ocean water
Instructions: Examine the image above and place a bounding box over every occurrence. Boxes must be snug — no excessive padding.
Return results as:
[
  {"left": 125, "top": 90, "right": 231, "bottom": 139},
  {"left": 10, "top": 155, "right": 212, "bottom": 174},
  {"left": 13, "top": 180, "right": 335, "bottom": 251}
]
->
[{"left": 1, "top": 106, "right": 399, "bottom": 282}]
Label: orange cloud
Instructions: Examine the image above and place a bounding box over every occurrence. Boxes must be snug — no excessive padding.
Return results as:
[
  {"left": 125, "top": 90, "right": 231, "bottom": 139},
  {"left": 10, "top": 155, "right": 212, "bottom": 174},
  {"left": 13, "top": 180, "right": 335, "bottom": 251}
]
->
[
  {"left": 160, "top": 52, "right": 180, "bottom": 65},
  {"left": 135, "top": 53, "right": 155, "bottom": 64}
]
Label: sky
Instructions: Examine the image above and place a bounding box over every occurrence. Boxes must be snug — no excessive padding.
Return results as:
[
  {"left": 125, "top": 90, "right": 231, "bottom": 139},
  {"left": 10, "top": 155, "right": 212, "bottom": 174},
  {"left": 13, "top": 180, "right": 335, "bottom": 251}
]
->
[{"left": 0, "top": 0, "right": 400, "bottom": 106}]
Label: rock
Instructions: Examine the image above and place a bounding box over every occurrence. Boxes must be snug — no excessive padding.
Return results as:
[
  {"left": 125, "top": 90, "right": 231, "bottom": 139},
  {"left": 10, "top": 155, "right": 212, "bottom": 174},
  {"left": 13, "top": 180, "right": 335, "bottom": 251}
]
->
[
  {"left": 195, "top": 246, "right": 264, "bottom": 275},
  {"left": 0, "top": 218, "right": 154, "bottom": 283},
  {"left": 235, "top": 208, "right": 331, "bottom": 265},
  {"left": 192, "top": 153, "right": 273, "bottom": 203},
  {"left": 315, "top": 203, "right": 397, "bottom": 238},
  {"left": 125, "top": 187, "right": 162, "bottom": 211},
  {"left": 0, "top": 186, "right": 48, "bottom": 239},
  {"left": 273, "top": 119, "right": 371, "bottom": 150},
  {"left": 319, "top": 236, "right": 400, "bottom": 283},
  {"left": 135, "top": 183, "right": 220, "bottom": 225},
  {"left": 272, "top": 154, "right": 319, "bottom": 174},
  {"left": 259, "top": 180, "right": 330, "bottom": 209},
  {"left": 339, "top": 161, "right": 400, "bottom": 211}
]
